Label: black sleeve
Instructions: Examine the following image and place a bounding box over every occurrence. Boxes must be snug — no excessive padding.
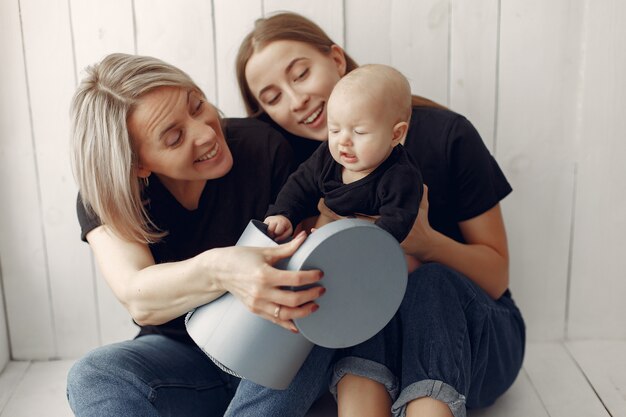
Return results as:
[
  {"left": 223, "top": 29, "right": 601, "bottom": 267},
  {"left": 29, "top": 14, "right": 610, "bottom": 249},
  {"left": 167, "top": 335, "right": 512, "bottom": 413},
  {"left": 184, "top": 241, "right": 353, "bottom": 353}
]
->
[
  {"left": 447, "top": 117, "right": 512, "bottom": 221},
  {"left": 265, "top": 143, "right": 327, "bottom": 226},
  {"left": 76, "top": 193, "right": 102, "bottom": 242},
  {"left": 375, "top": 163, "right": 423, "bottom": 242}
]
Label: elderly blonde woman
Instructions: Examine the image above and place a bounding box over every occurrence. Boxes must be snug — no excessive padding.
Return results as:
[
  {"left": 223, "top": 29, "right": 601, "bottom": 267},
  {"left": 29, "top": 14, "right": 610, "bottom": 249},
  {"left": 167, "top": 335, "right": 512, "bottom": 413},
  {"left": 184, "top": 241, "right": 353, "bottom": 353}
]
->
[{"left": 66, "top": 53, "right": 328, "bottom": 417}]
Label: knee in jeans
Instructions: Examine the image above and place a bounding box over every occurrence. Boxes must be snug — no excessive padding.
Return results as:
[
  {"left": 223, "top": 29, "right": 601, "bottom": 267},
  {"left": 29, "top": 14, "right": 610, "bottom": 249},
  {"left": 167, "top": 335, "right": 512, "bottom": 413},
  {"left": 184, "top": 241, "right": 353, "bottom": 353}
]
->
[
  {"left": 405, "top": 263, "right": 476, "bottom": 307},
  {"left": 409, "top": 264, "right": 455, "bottom": 293},
  {"left": 67, "top": 349, "right": 106, "bottom": 392},
  {"left": 67, "top": 345, "right": 131, "bottom": 394}
]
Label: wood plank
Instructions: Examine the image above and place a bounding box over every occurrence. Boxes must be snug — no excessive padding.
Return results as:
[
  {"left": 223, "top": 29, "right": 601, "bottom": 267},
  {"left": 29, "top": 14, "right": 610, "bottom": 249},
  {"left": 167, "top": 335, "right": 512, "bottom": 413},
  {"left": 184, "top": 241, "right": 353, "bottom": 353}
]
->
[
  {"left": 20, "top": 0, "right": 99, "bottom": 359},
  {"left": 134, "top": 0, "right": 217, "bottom": 104},
  {"left": 449, "top": 0, "right": 498, "bottom": 152},
  {"left": 0, "top": 0, "right": 56, "bottom": 360},
  {"left": 0, "top": 264, "right": 9, "bottom": 370},
  {"left": 213, "top": 0, "right": 262, "bottom": 117},
  {"left": 497, "top": 0, "right": 585, "bottom": 341},
  {"left": 468, "top": 369, "right": 548, "bottom": 417},
  {"left": 264, "top": 0, "right": 344, "bottom": 47},
  {"left": 567, "top": 340, "right": 626, "bottom": 417},
  {"left": 389, "top": 0, "right": 450, "bottom": 105},
  {"left": 0, "top": 360, "right": 74, "bottom": 417},
  {"left": 68, "top": 0, "right": 136, "bottom": 347},
  {"left": 0, "top": 361, "right": 30, "bottom": 414},
  {"left": 524, "top": 342, "right": 609, "bottom": 417},
  {"left": 70, "top": 0, "right": 135, "bottom": 72},
  {"left": 567, "top": 0, "right": 626, "bottom": 340},
  {"left": 344, "top": 0, "right": 392, "bottom": 66}
]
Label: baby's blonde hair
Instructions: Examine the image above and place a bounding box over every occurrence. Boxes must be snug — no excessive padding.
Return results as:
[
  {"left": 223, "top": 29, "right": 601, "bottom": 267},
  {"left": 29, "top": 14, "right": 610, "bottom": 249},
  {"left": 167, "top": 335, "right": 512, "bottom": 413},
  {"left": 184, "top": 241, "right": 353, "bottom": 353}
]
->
[
  {"left": 70, "top": 53, "right": 201, "bottom": 243},
  {"left": 333, "top": 64, "right": 412, "bottom": 124}
]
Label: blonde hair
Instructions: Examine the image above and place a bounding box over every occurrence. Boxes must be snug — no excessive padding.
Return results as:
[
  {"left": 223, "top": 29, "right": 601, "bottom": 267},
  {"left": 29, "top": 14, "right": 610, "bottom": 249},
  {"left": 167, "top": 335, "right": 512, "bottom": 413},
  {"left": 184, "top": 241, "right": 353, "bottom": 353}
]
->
[
  {"left": 70, "top": 53, "right": 201, "bottom": 243},
  {"left": 236, "top": 12, "right": 444, "bottom": 118},
  {"left": 335, "top": 64, "right": 413, "bottom": 123}
]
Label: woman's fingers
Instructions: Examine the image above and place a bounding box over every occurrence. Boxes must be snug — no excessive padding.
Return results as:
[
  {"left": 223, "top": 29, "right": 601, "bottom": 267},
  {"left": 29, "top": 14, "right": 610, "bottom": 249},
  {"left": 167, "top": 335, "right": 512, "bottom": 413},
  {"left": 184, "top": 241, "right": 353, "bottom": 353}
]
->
[
  {"left": 222, "top": 233, "right": 324, "bottom": 329},
  {"left": 263, "top": 230, "right": 307, "bottom": 263},
  {"left": 270, "top": 301, "right": 320, "bottom": 333},
  {"left": 275, "top": 282, "right": 326, "bottom": 307}
]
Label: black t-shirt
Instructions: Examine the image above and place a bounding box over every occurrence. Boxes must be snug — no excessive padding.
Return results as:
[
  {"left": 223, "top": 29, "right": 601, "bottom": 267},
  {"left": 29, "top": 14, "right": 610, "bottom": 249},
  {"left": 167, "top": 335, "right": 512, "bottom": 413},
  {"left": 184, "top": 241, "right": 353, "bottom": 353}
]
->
[
  {"left": 267, "top": 143, "right": 422, "bottom": 242},
  {"left": 260, "top": 106, "right": 512, "bottom": 244},
  {"left": 77, "top": 118, "right": 295, "bottom": 344}
]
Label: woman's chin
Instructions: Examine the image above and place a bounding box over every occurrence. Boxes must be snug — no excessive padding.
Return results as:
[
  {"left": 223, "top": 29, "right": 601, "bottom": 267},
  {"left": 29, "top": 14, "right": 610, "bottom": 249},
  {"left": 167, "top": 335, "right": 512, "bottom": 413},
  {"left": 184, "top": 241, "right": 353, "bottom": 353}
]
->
[{"left": 293, "top": 126, "right": 329, "bottom": 142}]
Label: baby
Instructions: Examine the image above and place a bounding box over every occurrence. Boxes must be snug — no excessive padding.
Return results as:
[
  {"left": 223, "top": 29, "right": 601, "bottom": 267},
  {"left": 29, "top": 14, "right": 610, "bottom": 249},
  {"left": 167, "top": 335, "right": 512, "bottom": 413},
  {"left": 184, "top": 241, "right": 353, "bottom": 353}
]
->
[{"left": 265, "top": 64, "right": 423, "bottom": 243}]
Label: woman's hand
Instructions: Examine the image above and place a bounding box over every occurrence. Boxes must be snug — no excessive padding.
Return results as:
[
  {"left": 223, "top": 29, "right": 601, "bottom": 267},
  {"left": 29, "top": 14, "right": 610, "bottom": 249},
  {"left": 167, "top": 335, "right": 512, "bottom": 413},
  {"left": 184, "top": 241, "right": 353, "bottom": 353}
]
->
[
  {"left": 401, "top": 185, "right": 436, "bottom": 261},
  {"left": 213, "top": 231, "right": 324, "bottom": 332}
]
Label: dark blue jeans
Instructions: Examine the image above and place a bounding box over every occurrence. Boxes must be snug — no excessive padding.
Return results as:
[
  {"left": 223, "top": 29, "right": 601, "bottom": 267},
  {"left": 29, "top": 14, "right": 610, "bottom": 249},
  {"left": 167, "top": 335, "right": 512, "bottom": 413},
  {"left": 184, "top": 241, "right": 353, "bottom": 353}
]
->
[
  {"left": 227, "top": 264, "right": 524, "bottom": 417},
  {"left": 66, "top": 334, "right": 239, "bottom": 417},
  {"left": 330, "top": 263, "right": 526, "bottom": 417}
]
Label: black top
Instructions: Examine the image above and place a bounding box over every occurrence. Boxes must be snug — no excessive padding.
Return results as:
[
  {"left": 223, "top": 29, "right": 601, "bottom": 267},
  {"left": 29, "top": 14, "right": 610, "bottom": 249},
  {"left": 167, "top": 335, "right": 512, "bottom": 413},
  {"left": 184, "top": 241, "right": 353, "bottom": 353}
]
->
[
  {"left": 261, "top": 107, "right": 512, "bottom": 244},
  {"left": 77, "top": 118, "right": 295, "bottom": 344},
  {"left": 266, "top": 143, "right": 422, "bottom": 242}
]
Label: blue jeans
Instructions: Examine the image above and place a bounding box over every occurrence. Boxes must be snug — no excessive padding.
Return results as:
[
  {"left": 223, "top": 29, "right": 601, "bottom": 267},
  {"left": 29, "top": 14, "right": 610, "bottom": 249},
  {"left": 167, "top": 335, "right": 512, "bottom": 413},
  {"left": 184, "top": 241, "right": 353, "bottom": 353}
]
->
[
  {"left": 228, "top": 264, "right": 524, "bottom": 417},
  {"left": 330, "top": 263, "right": 526, "bottom": 417},
  {"left": 224, "top": 345, "right": 337, "bottom": 416},
  {"left": 66, "top": 334, "right": 239, "bottom": 416}
]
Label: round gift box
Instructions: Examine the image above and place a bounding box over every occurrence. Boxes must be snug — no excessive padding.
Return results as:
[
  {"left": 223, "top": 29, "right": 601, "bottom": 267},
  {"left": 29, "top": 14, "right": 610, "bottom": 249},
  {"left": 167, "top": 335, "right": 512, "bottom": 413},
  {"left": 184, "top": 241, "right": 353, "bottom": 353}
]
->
[{"left": 186, "top": 218, "right": 407, "bottom": 389}]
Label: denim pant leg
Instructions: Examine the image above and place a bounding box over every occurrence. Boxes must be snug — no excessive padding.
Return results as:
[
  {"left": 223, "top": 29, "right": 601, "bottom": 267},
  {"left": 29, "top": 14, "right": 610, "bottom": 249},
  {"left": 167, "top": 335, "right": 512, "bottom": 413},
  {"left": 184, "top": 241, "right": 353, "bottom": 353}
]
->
[
  {"left": 331, "top": 263, "right": 525, "bottom": 417},
  {"left": 225, "top": 345, "right": 336, "bottom": 417},
  {"left": 67, "top": 334, "right": 238, "bottom": 417}
]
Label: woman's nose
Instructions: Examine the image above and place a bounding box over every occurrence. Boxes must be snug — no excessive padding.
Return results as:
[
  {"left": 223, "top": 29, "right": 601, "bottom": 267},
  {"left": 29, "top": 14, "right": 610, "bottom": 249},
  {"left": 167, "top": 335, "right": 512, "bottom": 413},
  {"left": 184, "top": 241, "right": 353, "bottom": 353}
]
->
[
  {"left": 288, "top": 88, "right": 309, "bottom": 112},
  {"left": 192, "top": 120, "right": 216, "bottom": 146}
]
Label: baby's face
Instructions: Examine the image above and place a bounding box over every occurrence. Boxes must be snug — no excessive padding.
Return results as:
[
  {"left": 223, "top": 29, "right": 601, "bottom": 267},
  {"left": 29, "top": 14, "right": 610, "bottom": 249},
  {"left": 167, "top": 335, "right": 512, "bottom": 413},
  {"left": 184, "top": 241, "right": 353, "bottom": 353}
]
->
[{"left": 327, "top": 89, "right": 397, "bottom": 176}]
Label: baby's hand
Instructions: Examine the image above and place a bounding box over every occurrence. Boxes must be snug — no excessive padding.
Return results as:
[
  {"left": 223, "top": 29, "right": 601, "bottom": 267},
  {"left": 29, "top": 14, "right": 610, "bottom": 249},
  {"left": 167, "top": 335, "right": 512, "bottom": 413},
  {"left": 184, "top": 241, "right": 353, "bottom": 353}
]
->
[{"left": 264, "top": 215, "right": 294, "bottom": 242}]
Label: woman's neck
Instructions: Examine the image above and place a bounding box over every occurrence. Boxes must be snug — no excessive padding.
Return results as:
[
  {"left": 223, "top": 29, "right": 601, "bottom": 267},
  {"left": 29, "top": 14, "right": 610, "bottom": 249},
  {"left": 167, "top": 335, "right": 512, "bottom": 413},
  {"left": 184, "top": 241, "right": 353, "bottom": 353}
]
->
[{"left": 156, "top": 175, "right": 207, "bottom": 210}]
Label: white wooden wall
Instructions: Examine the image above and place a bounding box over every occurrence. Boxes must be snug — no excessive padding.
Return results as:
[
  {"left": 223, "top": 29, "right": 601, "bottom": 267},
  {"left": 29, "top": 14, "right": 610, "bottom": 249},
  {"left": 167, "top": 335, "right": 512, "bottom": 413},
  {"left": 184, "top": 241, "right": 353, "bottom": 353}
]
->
[{"left": 0, "top": 0, "right": 625, "bottom": 363}]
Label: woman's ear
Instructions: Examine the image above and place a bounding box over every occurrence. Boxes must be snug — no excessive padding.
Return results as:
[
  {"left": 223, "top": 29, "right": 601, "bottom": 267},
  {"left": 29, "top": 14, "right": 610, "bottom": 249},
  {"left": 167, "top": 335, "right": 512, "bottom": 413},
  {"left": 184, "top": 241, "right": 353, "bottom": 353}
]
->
[
  {"left": 330, "top": 44, "right": 348, "bottom": 77},
  {"left": 136, "top": 165, "right": 151, "bottom": 179},
  {"left": 392, "top": 121, "right": 409, "bottom": 146}
]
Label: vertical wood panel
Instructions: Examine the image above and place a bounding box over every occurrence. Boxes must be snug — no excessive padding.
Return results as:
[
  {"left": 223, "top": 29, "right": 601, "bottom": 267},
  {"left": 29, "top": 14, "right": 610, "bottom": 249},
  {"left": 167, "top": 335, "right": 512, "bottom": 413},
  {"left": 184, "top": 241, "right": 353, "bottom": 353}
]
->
[
  {"left": 70, "top": 0, "right": 135, "bottom": 71},
  {"left": 20, "top": 0, "right": 98, "bottom": 358},
  {"left": 0, "top": 0, "right": 56, "bottom": 359},
  {"left": 69, "top": 0, "right": 139, "bottom": 346},
  {"left": 134, "top": 0, "right": 217, "bottom": 104},
  {"left": 264, "top": 0, "right": 344, "bottom": 47},
  {"left": 389, "top": 0, "right": 450, "bottom": 105},
  {"left": 449, "top": 0, "right": 498, "bottom": 151},
  {"left": 0, "top": 262, "right": 9, "bottom": 367},
  {"left": 497, "top": 0, "right": 584, "bottom": 341},
  {"left": 568, "top": 0, "right": 626, "bottom": 339},
  {"left": 344, "top": 0, "right": 392, "bottom": 66},
  {"left": 213, "top": 0, "right": 262, "bottom": 117}
]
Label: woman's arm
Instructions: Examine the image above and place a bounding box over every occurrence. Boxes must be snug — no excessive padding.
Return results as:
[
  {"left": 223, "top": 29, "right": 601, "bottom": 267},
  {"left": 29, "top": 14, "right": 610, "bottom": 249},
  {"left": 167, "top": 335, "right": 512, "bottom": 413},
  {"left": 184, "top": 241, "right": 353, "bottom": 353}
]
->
[
  {"left": 401, "top": 186, "right": 509, "bottom": 299},
  {"left": 87, "top": 225, "right": 324, "bottom": 332}
]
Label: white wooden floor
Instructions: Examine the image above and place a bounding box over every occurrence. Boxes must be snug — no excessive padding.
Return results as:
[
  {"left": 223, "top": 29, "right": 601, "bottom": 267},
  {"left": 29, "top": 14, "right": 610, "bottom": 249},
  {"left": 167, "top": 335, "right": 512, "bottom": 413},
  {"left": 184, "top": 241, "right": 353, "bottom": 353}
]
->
[{"left": 0, "top": 341, "right": 623, "bottom": 417}]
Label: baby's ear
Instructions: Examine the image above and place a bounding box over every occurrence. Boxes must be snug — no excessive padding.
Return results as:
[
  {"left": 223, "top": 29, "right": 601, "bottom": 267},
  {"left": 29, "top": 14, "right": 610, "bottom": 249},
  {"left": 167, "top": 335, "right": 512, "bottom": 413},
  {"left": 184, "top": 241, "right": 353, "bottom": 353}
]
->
[{"left": 392, "top": 121, "right": 409, "bottom": 146}]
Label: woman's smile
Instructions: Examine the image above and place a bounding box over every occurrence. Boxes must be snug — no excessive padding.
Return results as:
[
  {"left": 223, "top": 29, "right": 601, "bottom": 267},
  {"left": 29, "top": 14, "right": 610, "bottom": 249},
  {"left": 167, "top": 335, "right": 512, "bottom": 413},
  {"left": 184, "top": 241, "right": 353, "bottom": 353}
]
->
[
  {"left": 195, "top": 142, "right": 220, "bottom": 163},
  {"left": 301, "top": 103, "right": 325, "bottom": 125}
]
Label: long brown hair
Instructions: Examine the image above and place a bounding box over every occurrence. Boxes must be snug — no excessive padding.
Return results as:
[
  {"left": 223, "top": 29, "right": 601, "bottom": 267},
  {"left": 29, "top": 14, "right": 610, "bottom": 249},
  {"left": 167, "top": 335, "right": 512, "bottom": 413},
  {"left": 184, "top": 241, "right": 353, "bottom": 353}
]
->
[{"left": 236, "top": 12, "right": 444, "bottom": 118}]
